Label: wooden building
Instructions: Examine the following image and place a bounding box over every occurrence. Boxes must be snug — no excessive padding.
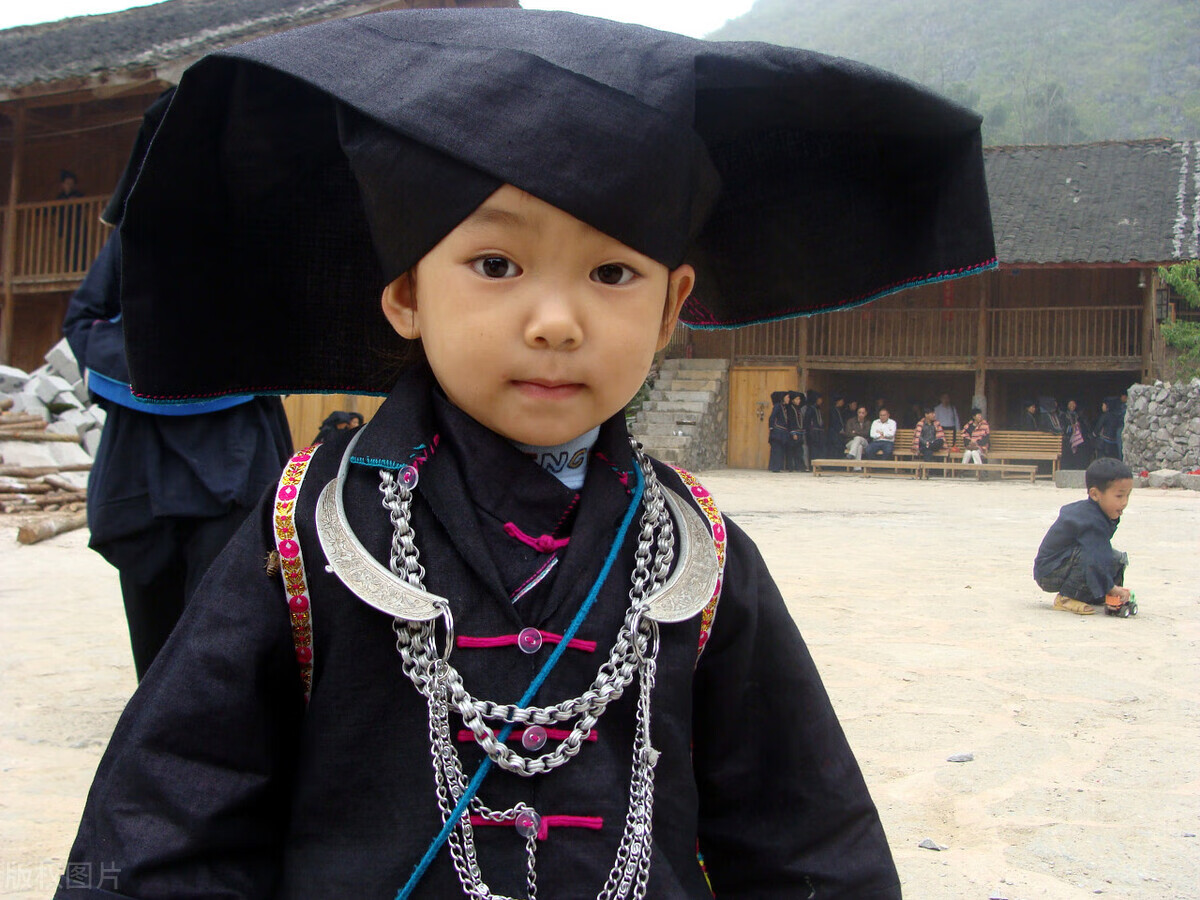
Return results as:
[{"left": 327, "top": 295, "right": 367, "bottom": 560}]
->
[
  {"left": 0, "top": 0, "right": 516, "bottom": 443},
  {"left": 685, "top": 140, "right": 1200, "bottom": 468}
]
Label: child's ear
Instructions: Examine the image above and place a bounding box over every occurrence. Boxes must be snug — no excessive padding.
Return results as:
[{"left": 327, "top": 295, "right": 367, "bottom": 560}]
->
[
  {"left": 657, "top": 264, "right": 695, "bottom": 351},
  {"left": 381, "top": 273, "right": 420, "bottom": 340},
  {"left": 1087, "top": 485, "right": 1102, "bottom": 502}
]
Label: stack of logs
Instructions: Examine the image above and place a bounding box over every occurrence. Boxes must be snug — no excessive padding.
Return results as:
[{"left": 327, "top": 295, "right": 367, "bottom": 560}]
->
[{"left": 0, "top": 406, "right": 90, "bottom": 514}]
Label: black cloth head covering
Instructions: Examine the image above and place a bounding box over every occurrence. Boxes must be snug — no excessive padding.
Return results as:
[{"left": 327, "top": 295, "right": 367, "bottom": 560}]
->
[
  {"left": 119, "top": 8, "right": 996, "bottom": 399},
  {"left": 102, "top": 88, "right": 174, "bottom": 227}
]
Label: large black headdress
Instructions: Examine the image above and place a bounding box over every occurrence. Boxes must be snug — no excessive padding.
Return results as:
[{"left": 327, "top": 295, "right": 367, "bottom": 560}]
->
[{"left": 119, "top": 8, "right": 995, "bottom": 399}]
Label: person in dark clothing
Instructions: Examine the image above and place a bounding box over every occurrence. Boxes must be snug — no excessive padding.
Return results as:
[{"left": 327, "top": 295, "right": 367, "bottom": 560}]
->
[
  {"left": 1038, "top": 397, "right": 1064, "bottom": 434},
  {"left": 1034, "top": 458, "right": 1134, "bottom": 615},
  {"left": 1019, "top": 399, "right": 1040, "bottom": 430},
  {"left": 56, "top": 169, "right": 87, "bottom": 270},
  {"left": 803, "top": 390, "right": 826, "bottom": 464},
  {"left": 313, "top": 410, "right": 362, "bottom": 445},
  {"left": 62, "top": 90, "right": 292, "bottom": 679},
  {"left": 54, "top": 10, "right": 996, "bottom": 899},
  {"left": 911, "top": 407, "right": 946, "bottom": 461},
  {"left": 1092, "top": 397, "right": 1123, "bottom": 459},
  {"left": 63, "top": 232, "right": 294, "bottom": 678},
  {"left": 1061, "top": 398, "right": 1090, "bottom": 469},
  {"left": 785, "top": 390, "right": 806, "bottom": 471},
  {"left": 827, "top": 393, "right": 847, "bottom": 452},
  {"left": 767, "top": 390, "right": 789, "bottom": 472}
]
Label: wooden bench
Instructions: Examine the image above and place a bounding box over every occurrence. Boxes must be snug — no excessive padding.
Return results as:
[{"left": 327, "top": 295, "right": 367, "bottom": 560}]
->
[
  {"left": 983, "top": 430, "right": 1062, "bottom": 476},
  {"left": 811, "top": 457, "right": 924, "bottom": 478},
  {"left": 891, "top": 427, "right": 952, "bottom": 463},
  {"left": 922, "top": 460, "right": 1040, "bottom": 483}
]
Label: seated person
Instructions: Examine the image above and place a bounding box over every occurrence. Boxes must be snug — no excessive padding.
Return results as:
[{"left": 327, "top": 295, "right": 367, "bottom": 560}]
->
[
  {"left": 960, "top": 408, "right": 989, "bottom": 464},
  {"left": 865, "top": 408, "right": 897, "bottom": 459},
  {"left": 1019, "top": 399, "right": 1039, "bottom": 430},
  {"left": 843, "top": 405, "right": 870, "bottom": 459},
  {"left": 911, "top": 407, "right": 946, "bottom": 461},
  {"left": 1033, "top": 458, "right": 1134, "bottom": 615}
]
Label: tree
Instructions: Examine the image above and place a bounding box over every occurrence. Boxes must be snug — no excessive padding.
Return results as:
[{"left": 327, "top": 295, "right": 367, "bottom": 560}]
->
[{"left": 1158, "top": 261, "right": 1200, "bottom": 380}]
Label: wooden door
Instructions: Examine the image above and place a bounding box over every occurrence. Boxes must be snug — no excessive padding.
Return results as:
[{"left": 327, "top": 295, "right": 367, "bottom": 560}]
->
[{"left": 727, "top": 366, "right": 797, "bottom": 469}]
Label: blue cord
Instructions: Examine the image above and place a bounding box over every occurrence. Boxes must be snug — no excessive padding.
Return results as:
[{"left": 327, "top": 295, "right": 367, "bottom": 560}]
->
[{"left": 396, "top": 462, "right": 646, "bottom": 899}]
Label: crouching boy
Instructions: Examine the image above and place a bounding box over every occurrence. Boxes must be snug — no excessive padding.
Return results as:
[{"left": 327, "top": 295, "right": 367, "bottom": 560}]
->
[{"left": 1034, "top": 458, "right": 1134, "bottom": 615}]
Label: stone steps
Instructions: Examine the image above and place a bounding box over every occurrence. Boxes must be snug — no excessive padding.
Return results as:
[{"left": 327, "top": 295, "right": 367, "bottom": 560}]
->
[{"left": 630, "top": 359, "right": 728, "bottom": 469}]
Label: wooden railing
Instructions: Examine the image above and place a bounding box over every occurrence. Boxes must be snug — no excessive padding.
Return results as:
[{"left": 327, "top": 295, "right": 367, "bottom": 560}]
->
[
  {"left": 695, "top": 304, "right": 1146, "bottom": 366},
  {"left": 987, "top": 306, "right": 1140, "bottom": 361},
  {"left": 731, "top": 318, "right": 804, "bottom": 359},
  {"left": 807, "top": 307, "right": 976, "bottom": 359},
  {"left": 1, "top": 196, "right": 111, "bottom": 288}
]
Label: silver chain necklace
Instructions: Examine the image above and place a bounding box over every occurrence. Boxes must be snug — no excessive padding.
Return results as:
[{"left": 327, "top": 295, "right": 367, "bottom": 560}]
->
[
  {"left": 379, "top": 439, "right": 669, "bottom": 900},
  {"left": 314, "top": 430, "right": 720, "bottom": 899}
]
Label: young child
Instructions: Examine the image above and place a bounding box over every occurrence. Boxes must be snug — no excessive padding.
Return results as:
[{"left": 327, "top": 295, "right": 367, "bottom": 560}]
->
[
  {"left": 1034, "top": 458, "right": 1134, "bottom": 616},
  {"left": 56, "top": 10, "right": 995, "bottom": 899}
]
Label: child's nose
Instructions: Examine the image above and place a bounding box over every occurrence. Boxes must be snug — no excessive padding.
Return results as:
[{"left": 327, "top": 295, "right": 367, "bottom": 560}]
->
[{"left": 524, "top": 292, "right": 583, "bottom": 350}]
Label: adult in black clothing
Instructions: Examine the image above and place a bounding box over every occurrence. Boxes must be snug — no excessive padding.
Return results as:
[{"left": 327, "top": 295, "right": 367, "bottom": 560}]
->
[
  {"left": 827, "top": 393, "right": 847, "bottom": 453},
  {"left": 64, "top": 232, "right": 294, "bottom": 679},
  {"left": 56, "top": 169, "right": 86, "bottom": 270},
  {"left": 62, "top": 92, "right": 293, "bottom": 678},
  {"left": 1092, "top": 397, "right": 1123, "bottom": 460},
  {"left": 767, "top": 390, "right": 789, "bottom": 472},
  {"left": 1019, "top": 399, "right": 1040, "bottom": 430},
  {"left": 1061, "top": 398, "right": 1090, "bottom": 469},
  {"left": 803, "top": 390, "right": 826, "bottom": 465},
  {"left": 785, "top": 390, "right": 805, "bottom": 471},
  {"left": 1038, "top": 398, "right": 1065, "bottom": 435}
]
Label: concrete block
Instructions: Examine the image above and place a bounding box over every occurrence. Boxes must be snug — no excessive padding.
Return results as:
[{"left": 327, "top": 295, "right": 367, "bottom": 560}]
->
[
  {"left": 83, "top": 405, "right": 107, "bottom": 429},
  {"left": 44, "top": 338, "right": 81, "bottom": 383},
  {"left": 0, "top": 364, "right": 28, "bottom": 393},
  {"left": 33, "top": 373, "right": 75, "bottom": 405},
  {"left": 46, "top": 420, "right": 82, "bottom": 437},
  {"left": 1147, "top": 469, "right": 1181, "bottom": 489},
  {"left": 0, "top": 440, "right": 59, "bottom": 467},
  {"left": 11, "top": 391, "right": 48, "bottom": 419},
  {"left": 47, "top": 391, "right": 84, "bottom": 414},
  {"left": 55, "top": 408, "right": 92, "bottom": 437},
  {"left": 1054, "top": 469, "right": 1086, "bottom": 489},
  {"left": 83, "top": 429, "right": 103, "bottom": 457},
  {"left": 72, "top": 378, "right": 90, "bottom": 404},
  {"left": 48, "top": 441, "right": 94, "bottom": 467}
]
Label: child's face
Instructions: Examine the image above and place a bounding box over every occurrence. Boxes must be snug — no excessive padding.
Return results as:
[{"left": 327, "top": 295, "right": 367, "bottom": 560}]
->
[
  {"left": 1088, "top": 478, "right": 1133, "bottom": 520},
  {"left": 382, "top": 186, "right": 693, "bottom": 446}
]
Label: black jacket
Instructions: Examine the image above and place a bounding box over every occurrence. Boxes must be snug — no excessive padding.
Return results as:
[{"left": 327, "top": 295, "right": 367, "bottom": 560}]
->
[
  {"left": 59, "top": 367, "right": 900, "bottom": 899},
  {"left": 1034, "top": 497, "right": 1120, "bottom": 600}
]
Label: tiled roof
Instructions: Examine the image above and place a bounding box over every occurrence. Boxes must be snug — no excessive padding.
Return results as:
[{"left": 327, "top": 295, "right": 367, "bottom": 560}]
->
[
  {"left": 0, "top": 0, "right": 513, "bottom": 93},
  {"left": 984, "top": 140, "right": 1200, "bottom": 265}
]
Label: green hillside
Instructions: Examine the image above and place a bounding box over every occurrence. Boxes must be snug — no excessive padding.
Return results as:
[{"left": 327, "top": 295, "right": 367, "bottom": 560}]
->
[{"left": 710, "top": 0, "right": 1200, "bottom": 145}]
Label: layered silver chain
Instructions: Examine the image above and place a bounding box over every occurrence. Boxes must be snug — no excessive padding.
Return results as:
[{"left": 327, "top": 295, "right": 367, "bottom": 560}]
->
[{"left": 379, "top": 440, "right": 672, "bottom": 899}]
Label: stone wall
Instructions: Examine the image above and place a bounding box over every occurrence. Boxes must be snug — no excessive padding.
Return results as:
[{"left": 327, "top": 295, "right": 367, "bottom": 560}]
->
[{"left": 1123, "top": 379, "right": 1200, "bottom": 473}]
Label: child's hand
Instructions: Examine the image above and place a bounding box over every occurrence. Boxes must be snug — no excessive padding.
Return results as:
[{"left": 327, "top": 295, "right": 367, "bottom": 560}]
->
[{"left": 1110, "top": 586, "right": 1131, "bottom": 602}]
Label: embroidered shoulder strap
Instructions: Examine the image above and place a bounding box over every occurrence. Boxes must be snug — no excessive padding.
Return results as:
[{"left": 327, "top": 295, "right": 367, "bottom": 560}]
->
[
  {"left": 667, "top": 465, "right": 727, "bottom": 662},
  {"left": 273, "top": 445, "right": 322, "bottom": 702}
]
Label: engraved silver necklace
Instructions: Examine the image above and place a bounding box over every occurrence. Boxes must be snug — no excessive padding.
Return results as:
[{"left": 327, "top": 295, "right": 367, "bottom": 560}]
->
[{"left": 316, "top": 432, "right": 720, "bottom": 899}]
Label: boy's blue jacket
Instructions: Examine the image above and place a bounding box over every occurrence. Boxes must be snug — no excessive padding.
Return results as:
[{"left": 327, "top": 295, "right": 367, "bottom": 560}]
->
[
  {"left": 1034, "top": 497, "right": 1121, "bottom": 600},
  {"left": 57, "top": 365, "right": 901, "bottom": 899}
]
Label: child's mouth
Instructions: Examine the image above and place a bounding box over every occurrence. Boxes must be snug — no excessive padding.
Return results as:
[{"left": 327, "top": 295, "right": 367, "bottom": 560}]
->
[{"left": 514, "top": 379, "right": 584, "bottom": 400}]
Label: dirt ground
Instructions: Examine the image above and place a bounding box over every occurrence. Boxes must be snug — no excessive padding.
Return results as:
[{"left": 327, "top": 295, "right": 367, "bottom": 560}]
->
[{"left": 1, "top": 472, "right": 1197, "bottom": 899}]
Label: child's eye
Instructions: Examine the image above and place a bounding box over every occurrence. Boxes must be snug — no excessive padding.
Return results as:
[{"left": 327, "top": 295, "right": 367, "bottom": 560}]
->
[
  {"left": 591, "top": 263, "right": 637, "bottom": 286},
  {"left": 471, "top": 256, "right": 521, "bottom": 279}
]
